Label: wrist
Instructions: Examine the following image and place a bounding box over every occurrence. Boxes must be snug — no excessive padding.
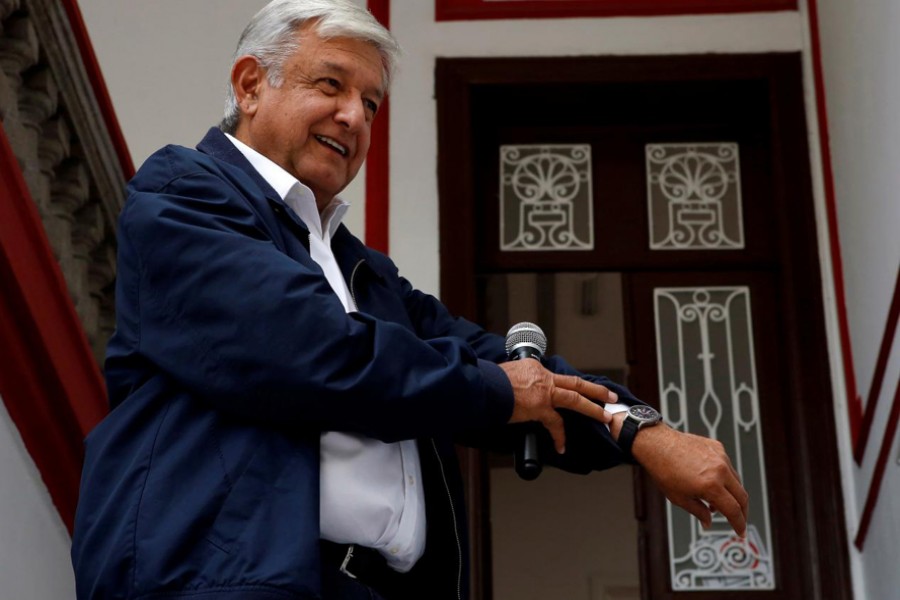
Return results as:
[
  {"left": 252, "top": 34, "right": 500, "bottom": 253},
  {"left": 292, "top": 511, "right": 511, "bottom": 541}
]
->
[
  {"left": 614, "top": 404, "right": 662, "bottom": 460},
  {"left": 630, "top": 422, "right": 677, "bottom": 464}
]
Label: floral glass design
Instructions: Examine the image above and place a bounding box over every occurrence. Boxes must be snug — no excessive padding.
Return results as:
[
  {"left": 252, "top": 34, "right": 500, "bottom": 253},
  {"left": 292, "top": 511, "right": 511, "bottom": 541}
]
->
[
  {"left": 500, "top": 144, "right": 594, "bottom": 251},
  {"left": 646, "top": 143, "right": 745, "bottom": 250}
]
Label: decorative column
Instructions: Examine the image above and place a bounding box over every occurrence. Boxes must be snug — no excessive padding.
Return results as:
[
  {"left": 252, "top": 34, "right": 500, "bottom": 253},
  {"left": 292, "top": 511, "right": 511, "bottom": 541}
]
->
[{"left": 0, "top": 0, "right": 126, "bottom": 366}]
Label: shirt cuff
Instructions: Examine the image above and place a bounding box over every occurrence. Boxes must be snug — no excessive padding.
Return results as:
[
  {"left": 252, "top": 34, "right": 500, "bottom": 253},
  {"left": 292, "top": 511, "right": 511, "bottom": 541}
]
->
[{"left": 603, "top": 400, "right": 630, "bottom": 431}]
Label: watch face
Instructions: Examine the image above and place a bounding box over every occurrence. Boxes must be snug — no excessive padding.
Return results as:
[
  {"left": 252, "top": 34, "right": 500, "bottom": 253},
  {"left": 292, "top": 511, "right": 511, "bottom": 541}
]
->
[{"left": 628, "top": 405, "right": 660, "bottom": 424}]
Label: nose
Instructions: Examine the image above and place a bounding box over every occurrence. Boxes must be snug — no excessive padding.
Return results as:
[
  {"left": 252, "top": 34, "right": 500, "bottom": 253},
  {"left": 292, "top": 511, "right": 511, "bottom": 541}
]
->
[{"left": 334, "top": 93, "right": 367, "bottom": 131}]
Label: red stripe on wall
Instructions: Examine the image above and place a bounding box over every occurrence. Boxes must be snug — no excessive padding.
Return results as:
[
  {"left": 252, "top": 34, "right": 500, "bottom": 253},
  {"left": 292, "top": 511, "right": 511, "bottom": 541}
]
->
[
  {"left": 436, "top": 0, "right": 797, "bottom": 21},
  {"left": 855, "top": 267, "right": 900, "bottom": 462},
  {"left": 0, "top": 123, "right": 107, "bottom": 531},
  {"left": 806, "top": 0, "right": 863, "bottom": 444},
  {"left": 807, "top": 0, "right": 900, "bottom": 549},
  {"left": 855, "top": 377, "right": 900, "bottom": 549},
  {"left": 366, "top": 0, "right": 391, "bottom": 254},
  {"left": 61, "top": 0, "right": 135, "bottom": 179}
]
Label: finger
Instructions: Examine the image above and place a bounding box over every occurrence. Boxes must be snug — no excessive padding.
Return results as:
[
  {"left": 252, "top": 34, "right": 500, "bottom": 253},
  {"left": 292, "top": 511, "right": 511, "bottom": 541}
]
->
[
  {"left": 706, "top": 440, "right": 746, "bottom": 518},
  {"left": 552, "top": 374, "right": 618, "bottom": 404},
  {"left": 681, "top": 497, "right": 713, "bottom": 529},
  {"left": 706, "top": 487, "right": 747, "bottom": 537},
  {"left": 723, "top": 471, "right": 750, "bottom": 525},
  {"left": 540, "top": 409, "right": 567, "bottom": 454},
  {"left": 718, "top": 445, "right": 743, "bottom": 484},
  {"left": 550, "top": 387, "right": 610, "bottom": 423},
  {"left": 707, "top": 446, "right": 749, "bottom": 524}
]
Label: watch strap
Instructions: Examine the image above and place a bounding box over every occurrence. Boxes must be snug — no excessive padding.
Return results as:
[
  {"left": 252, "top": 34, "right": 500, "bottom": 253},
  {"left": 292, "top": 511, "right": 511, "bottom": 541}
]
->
[{"left": 617, "top": 414, "right": 640, "bottom": 459}]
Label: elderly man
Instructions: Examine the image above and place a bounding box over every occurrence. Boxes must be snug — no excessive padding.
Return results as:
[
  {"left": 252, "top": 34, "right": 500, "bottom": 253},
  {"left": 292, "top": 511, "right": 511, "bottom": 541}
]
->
[{"left": 71, "top": 1, "right": 748, "bottom": 599}]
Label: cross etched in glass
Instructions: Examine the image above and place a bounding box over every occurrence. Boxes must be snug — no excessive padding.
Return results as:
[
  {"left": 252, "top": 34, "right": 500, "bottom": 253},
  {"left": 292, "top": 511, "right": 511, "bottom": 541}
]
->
[{"left": 654, "top": 287, "right": 774, "bottom": 590}]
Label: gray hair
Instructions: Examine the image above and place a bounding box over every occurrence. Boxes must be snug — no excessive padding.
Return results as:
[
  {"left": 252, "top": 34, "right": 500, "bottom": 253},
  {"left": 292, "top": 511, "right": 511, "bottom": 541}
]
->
[{"left": 220, "top": 0, "right": 400, "bottom": 133}]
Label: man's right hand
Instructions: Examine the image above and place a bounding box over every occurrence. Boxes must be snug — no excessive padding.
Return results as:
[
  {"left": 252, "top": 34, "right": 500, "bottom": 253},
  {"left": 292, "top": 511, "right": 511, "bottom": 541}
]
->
[{"left": 499, "top": 359, "right": 617, "bottom": 455}]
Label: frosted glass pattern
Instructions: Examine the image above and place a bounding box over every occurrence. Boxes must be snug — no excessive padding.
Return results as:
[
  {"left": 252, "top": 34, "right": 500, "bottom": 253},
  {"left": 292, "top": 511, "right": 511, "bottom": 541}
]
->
[
  {"left": 500, "top": 144, "right": 594, "bottom": 251},
  {"left": 654, "top": 287, "right": 774, "bottom": 590},
  {"left": 646, "top": 143, "right": 744, "bottom": 250}
]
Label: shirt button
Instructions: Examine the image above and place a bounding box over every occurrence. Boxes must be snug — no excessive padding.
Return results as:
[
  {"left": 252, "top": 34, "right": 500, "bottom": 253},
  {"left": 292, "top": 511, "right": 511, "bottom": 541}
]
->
[
  {"left": 408, "top": 475, "right": 415, "bottom": 486},
  {"left": 390, "top": 547, "right": 399, "bottom": 555}
]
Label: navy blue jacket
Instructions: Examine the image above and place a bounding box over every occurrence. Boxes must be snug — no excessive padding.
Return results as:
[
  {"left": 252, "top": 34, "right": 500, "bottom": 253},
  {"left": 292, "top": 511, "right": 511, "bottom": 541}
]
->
[{"left": 71, "top": 128, "right": 634, "bottom": 599}]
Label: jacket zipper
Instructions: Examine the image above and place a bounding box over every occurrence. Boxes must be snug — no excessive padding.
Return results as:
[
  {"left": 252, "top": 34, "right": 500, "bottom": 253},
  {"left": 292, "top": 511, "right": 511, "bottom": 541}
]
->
[
  {"left": 348, "top": 258, "right": 461, "bottom": 598},
  {"left": 348, "top": 258, "right": 365, "bottom": 309},
  {"left": 431, "top": 439, "right": 463, "bottom": 600}
]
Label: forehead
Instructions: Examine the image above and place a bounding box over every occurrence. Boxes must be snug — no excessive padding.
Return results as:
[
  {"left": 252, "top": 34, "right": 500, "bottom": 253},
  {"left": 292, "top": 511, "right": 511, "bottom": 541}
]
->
[{"left": 290, "top": 28, "right": 386, "bottom": 95}]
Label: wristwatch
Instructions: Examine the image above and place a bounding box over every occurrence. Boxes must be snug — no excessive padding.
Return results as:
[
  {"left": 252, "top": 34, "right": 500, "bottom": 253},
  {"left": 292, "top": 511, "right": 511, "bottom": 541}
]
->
[{"left": 617, "top": 405, "right": 662, "bottom": 459}]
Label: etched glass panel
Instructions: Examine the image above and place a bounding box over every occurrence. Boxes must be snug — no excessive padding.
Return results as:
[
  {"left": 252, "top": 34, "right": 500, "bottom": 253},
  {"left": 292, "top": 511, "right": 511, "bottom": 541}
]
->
[
  {"left": 654, "top": 287, "right": 774, "bottom": 590},
  {"left": 646, "top": 143, "right": 745, "bottom": 250},
  {"left": 500, "top": 144, "right": 594, "bottom": 251}
]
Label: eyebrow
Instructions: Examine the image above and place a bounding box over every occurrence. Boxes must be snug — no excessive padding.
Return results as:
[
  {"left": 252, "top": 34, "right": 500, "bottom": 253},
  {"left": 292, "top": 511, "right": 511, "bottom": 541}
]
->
[{"left": 321, "top": 60, "right": 385, "bottom": 101}]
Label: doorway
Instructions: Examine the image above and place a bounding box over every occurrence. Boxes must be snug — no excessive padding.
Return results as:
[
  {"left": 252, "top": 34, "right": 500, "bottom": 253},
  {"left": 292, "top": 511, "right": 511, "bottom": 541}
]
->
[
  {"left": 436, "top": 54, "right": 852, "bottom": 600},
  {"left": 481, "top": 272, "right": 639, "bottom": 600}
]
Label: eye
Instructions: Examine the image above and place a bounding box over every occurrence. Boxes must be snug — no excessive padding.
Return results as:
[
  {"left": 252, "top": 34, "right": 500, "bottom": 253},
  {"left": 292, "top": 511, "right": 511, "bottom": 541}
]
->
[
  {"left": 320, "top": 78, "right": 340, "bottom": 91},
  {"left": 364, "top": 98, "right": 379, "bottom": 117}
]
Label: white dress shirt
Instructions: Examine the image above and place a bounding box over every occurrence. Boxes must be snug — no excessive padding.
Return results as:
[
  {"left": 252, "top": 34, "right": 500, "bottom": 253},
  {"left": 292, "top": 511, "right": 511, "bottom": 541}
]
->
[{"left": 225, "top": 134, "right": 426, "bottom": 572}]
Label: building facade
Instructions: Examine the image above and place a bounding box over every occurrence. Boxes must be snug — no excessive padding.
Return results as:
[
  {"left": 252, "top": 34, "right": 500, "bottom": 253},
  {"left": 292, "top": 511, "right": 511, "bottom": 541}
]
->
[{"left": 0, "top": 0, "right": 897, "bottom": 598}]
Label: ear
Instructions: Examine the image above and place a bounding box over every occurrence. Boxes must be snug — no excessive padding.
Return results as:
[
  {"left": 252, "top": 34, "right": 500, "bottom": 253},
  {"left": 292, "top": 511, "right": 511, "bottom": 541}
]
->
[{"left": 231, "top": 55, "right": 265, "bottom": 119}]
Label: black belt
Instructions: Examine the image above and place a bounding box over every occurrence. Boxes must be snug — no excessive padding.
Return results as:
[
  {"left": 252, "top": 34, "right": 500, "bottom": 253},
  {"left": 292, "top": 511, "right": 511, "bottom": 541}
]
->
[{"left": 320, "top": 540, "right": 410, "bottom": 598}]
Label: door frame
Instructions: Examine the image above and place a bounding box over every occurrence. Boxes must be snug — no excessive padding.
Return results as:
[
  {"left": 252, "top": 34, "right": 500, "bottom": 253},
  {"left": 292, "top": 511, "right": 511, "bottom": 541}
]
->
[{"left": 436, "top": 53, "right": 852, "bottom": 599}]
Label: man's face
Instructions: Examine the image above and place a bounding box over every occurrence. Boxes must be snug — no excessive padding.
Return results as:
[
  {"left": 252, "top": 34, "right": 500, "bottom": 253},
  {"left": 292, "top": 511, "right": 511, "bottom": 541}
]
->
[{"left": 238, "top": 26, "right": 385, "bottom": 207}]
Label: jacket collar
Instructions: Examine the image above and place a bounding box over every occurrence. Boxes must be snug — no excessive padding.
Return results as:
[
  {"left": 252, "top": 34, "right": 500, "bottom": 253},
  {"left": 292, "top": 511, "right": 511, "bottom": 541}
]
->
[
  {"left": 197, "top": 127, "right": 376, "bottom": 280},
  {"left": 196, "top": 127, "right": 310, "bottom": 233}
]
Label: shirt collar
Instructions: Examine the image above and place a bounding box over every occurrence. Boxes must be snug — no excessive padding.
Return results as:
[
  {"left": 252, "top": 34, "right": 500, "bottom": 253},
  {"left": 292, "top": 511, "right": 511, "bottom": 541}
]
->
[{"left": 224, "top": 133, "right": 349, "bottom": 239}]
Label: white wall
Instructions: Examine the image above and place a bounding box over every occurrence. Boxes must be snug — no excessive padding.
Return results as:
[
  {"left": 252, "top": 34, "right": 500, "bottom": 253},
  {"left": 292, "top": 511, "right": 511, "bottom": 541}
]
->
[
  {"left": 0, "top": 398, "right": 76, "bottom": 599},
  {"left": 813, "top": 0, "right": 900, "bottom": 597},
  {"left": 817, "top": 1, "right": 900, "bottom": 398}
]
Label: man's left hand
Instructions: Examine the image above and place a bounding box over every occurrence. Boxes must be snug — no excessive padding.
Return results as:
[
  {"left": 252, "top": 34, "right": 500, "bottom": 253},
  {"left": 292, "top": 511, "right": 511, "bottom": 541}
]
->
[{"left": 610, "top": 414, "right": 749, "bottom": 537}]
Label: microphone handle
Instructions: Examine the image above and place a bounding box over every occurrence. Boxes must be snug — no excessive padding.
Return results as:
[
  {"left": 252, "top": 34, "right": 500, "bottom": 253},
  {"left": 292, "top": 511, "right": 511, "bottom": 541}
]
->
[
  {"left": 515, "top": 426, "right": 542, "bottom": 481},
  {"left": 509, "top": 348, "right": 543, "bottom": 481}
]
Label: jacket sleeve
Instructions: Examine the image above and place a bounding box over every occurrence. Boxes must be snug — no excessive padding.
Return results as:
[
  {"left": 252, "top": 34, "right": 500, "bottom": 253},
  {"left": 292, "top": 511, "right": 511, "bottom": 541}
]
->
[
  {"left": 113, "top": 165, "right": 513, "bottom": 442},
  {"left": 524, "top": 354, "right": 641, "bottom": 473},
  {"left": 394, "top": 272, "right": 641, "bottom": 472},
  {"left": 397, "top": 276, "right": 508, "bottom": 363}
]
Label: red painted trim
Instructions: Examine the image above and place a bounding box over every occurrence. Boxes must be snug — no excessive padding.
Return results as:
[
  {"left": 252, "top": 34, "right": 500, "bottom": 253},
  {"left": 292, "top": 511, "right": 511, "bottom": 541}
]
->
[
  {"left": 855, "top": 267, "right": 900, "bottom": 462},
  {"left": 365, "top": 0, "right": 390, "bottom": 254},
  {"left": 60, "top": 0, "right": 135, "bottom": 179},
  {"left": 366, "top": 96, "right": 390, "bottom": 254},
  {"left": 855, "top": 377, "right": 900, "bottom": 549},
  {"left": 436, "top": 0, "right": 797, "bottom": 21},
  {"left": 806, "top": 0, "right": 862, "bottom": 444},
  {"left": 0, "top": 123, "right": 108, "bottom": 531}
]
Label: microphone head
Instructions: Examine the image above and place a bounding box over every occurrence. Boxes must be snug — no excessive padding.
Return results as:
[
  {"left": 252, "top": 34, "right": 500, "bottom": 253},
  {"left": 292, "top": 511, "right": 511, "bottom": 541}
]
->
[{"left": 505, "top": 321, "right": 548, "bottom": 358}]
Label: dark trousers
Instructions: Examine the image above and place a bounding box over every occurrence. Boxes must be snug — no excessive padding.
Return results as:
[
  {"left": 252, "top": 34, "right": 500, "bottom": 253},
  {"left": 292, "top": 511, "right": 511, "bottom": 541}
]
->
[
  {"left": 321, "top": 564, "right": 390, "bottom": 600},
  {"left": 319, "top": 542, "right": 422, "bottom": 600}
]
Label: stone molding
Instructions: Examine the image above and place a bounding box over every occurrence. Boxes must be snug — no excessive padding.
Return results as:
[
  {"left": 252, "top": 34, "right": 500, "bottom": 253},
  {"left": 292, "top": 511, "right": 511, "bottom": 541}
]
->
[{"left": 1, "top": 0, "right": 125, "bottom": 364}]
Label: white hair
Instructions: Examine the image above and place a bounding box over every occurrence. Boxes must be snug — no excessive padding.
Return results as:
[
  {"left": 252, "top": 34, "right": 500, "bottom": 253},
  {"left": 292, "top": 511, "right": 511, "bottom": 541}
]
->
[{"left": 220, "top": 0, "right": 400, "bottom": 133}]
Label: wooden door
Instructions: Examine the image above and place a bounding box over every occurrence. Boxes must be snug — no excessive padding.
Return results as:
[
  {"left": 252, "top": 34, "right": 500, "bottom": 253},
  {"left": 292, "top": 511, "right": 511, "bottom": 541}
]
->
[{"left": 436, "top": 54, "right": 851, "bottom": 600}]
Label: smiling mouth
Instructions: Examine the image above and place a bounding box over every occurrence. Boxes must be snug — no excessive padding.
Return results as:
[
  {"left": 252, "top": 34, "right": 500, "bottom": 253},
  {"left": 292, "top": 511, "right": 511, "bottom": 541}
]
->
[{"left": 315, "top": 135, "right": 348, "bottom": 157}]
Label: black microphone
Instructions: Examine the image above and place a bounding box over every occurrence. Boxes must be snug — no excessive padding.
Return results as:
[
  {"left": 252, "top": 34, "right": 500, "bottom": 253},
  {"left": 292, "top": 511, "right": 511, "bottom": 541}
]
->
[{"left": 505, "top": 322, "right": 548, "bottom": 481}]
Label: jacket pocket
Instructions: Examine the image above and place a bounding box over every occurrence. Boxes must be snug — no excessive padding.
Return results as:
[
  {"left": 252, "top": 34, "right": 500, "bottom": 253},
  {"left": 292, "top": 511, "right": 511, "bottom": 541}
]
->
[{"left": 204, "top": 428, "right": 318, "bottom": 556}]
